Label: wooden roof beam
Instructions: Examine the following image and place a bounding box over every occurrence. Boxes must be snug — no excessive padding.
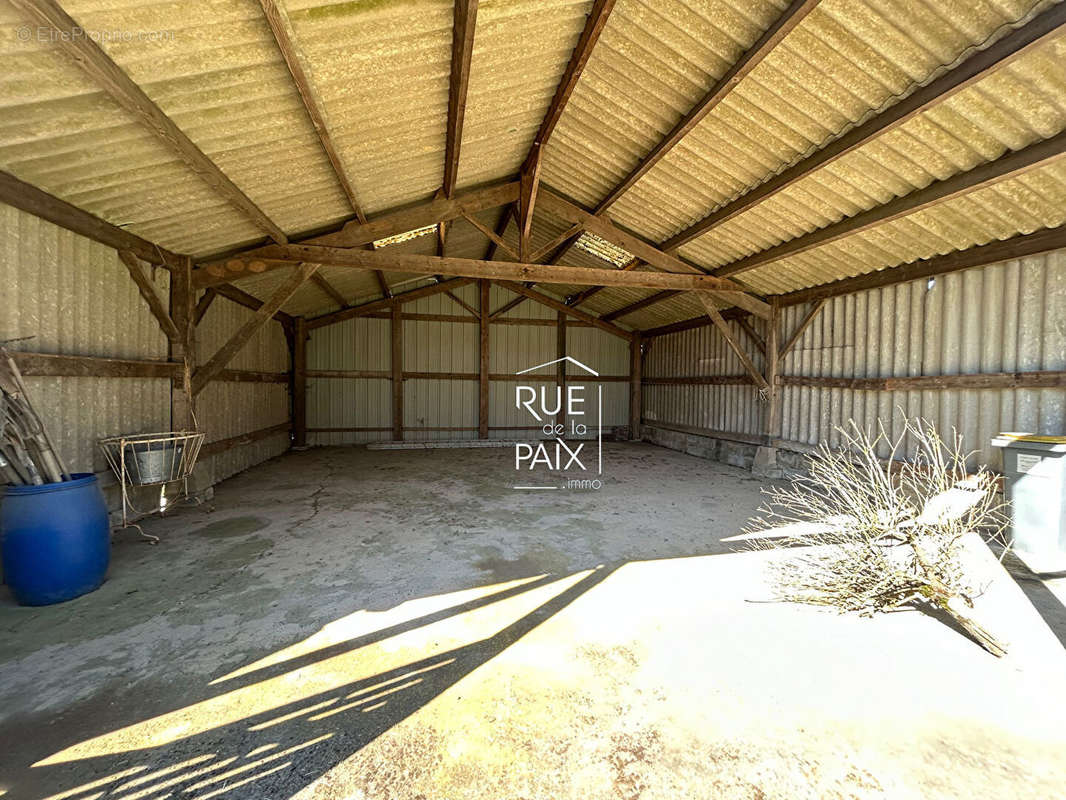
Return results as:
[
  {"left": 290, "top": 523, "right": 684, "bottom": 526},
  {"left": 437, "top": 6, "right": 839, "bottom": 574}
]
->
[
  {"left": 601, "top": 290, "right": 682, "bottom": 322},
  {"left": 495, "top": 281, "right": 632, "bottom": 341},
  {"left": 310, "top": 272, "right": 348, "bottom": 308},
  {"left": 308, "top": 277, "right": 474, "bottom": 330},
  {"left": 12, "top": 0, "right": 288, "bottom": 245},
  {"left": 663, "top": 2, "right": 1066, "bottom": 251},
  {"left": 0, "top": 171, "right": 185, "bottom": 268},
  {"left": 443, "top": 0, "right": 479, "bottom": 197},
  {"left": 236, "top": 245, "right": 749, "bottom": 292},
  {"left": 595, "top": 0, "right": 821, "bottom": 213},
  {"left": 712, "top": 129, "right": 1066, "bottom": 278}
]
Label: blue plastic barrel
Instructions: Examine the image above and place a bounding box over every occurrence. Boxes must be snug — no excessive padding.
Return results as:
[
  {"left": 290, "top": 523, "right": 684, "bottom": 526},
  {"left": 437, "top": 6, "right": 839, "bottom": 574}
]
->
[{"left": 1, "top": 473, "right": 110, "bottom": 606}]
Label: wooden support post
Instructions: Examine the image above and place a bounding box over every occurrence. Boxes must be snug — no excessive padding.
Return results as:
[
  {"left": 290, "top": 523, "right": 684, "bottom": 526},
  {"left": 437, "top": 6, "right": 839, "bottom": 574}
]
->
[
  {"left": 697, "top": 293, "right": 769, "bottom": 392},
  {"left": 556, "top": 311, "right": 567, "bottom": 433},
  {"left": 169, "top": 256, "right": 196, "bottom": 430},
  {"left": 630, "top": 333, "right": 642, "bottom": 441},
  {"left": 765, "top": 299, "right": 780, "bottom": 439},
  {"left": 293, "top": 317, "right": 308, "bottom": 447},
  {"left": 392, "top": 303, "right": 404, "bottom": 441},
  {"left": 479, "top": 280, "right": 490, "bottom": 439}
]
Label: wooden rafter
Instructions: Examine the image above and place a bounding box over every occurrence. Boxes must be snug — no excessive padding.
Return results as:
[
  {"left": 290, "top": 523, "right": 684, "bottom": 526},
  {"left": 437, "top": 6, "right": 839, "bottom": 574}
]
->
[
  {"left": 517, "top": 151, "right": 541, "bottom": 260},
  {"left": 537, "top": 189, "right": 771, "bottom": 318},
  {"left": 308, "top": 277, "right": 474, "bottom": 330},
  {"left": 594, "top": 0, "right": 822, "bottom": 213},
  {"left": 443, "top": 0, "right": 479, "bottom": 197},
  {"left": 712, "top": 130, "right": 1066, "bottom": 278},
  {"left": 697, "top": 294, "right": 769, "bottom": 391},
  {"left": 640, "top": 307, "right": 749, "bottom": 338},
  {"left": 0, "top": 171, "right": 184, "bottom": 268},
  {"left": 118, "top": 250, "right": 181, "bottom": 342},
  {"left": 778, "top": 299, "right": 826, "bottom": 361},
  {"left": 521, "top": 0, "right": 617, "bottom": 174},
  {"left": 311, "top": 272, "right": 348, "bottom": 308},
  {"left": 375, "top": 271, "right": 394, "bottom": 299},
  {"left": 735, "top": 315, "right": 766, "bottom": 357},
  {"left": 11, "top": 0, "right": 288, "bottom": 245},
  {"left": 484, "top": 205, "right": 517, "bottom": 261},
  {"left": 193, "top": 263, "right": 319, "bottom": 394},
  {"left": 213, "top": 283, "right": 295, "bottom": 327},
  {"left": 194, "top": 288, "right": 218, "bottom": 325},
  {"left": 495, "top": 281, "right": 633, "bottom": 340},
  {"left": 530, "top": 222, "right": 584, "bottom": 263},
  {"left": 778, "top": 225, "right": 1066, "bottom": 307},
  {"left": 462, "top": 212, "right": 518, "bottom": 260},
  {"left": 663, "top": 2, "right": 1066, "bottom": 252},
  {"left": 236, "top": 245, "right": 748, "bottom": 292},
  {"left": 257, "top": 0, "right": 365, "bottom": 221},
  {"left": 600, "top": 289, "right": 680, "bottom": 322}
]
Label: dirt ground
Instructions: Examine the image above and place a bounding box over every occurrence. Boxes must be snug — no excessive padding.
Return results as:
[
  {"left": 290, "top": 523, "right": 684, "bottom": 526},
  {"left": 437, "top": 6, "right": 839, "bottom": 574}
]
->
[{"left": 1, "top": 443, "right": 1065, "bottom": 800}]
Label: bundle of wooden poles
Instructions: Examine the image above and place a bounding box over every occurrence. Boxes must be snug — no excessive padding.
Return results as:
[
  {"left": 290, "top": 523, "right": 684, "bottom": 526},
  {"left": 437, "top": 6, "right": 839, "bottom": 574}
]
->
[{"left": 0, "top": 346, "right": 69, "bottom": 485}]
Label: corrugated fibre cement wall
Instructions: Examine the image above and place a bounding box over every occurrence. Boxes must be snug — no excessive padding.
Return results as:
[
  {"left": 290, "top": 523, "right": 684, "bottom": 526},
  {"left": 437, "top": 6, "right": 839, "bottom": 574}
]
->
[{"left": 643, "top": 250, "right": 1066, "bottom": 471}]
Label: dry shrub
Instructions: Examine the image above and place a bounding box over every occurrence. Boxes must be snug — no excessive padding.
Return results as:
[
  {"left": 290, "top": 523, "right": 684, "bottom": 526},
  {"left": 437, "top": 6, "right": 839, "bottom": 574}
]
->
[{"left": 747, "top": 416, "right": 1010, "bottom": 656}]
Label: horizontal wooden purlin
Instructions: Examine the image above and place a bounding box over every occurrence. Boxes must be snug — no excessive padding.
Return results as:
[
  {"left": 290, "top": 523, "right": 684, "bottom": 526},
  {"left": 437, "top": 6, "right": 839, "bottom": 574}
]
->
[
  {"left": 661, "top": 1, "right": 1066, "bottom": 251},
  {"left": 0, "top": 171, "right": 185, "bottom": 268},
  {"left": 494, "top": 281, "right": 634, "bottom": 341},
  {"left": 644, "top": 375, "right": 755, "bottom": 386},
  {"left": 601, "top": 290, "right": 681, "bottom": 322},
  {"left": 253, "top": 246, "right": 743, "bottom": 294},
  {"left": 777, "top": 371, "right": 1066, "bottom": 391},
  {"left": 776, "top": 226, "right": 1066, "bottom": 306},
  {"left": 713, "top": 130, "right": 1066, "bottom": 278},
  {"left": 356, "top": 311, "right": 597, "bottom": 327},
  {"left": 201, "top": 422, "right": 291, "bottom": 457},
  {"left": 639, "top": 307, "right": 749, "bottom": 338},
  {"left": 643, "top": 421, "right": 768, "bottom": 447},
  {"left": 307, "top": 278, "right": 474, "bottom": 329},
  {"left": 307, "top": 369, "right": 629, "bottom": 382},
  {"left": 11, "top": 352, "right": 287, "bottom": 384}
]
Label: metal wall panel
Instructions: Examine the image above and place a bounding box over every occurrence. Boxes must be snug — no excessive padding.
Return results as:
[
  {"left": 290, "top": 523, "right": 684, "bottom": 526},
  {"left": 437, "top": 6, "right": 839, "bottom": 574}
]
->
[
  {"left": 194, "top": 295, "right": 291, "bottom": 482},
  {"left": 1, "top": 203, "right": 171, "bottom": 473},
  {"left": 645, "top": 250, "right": 1066, "bottom": 467}
]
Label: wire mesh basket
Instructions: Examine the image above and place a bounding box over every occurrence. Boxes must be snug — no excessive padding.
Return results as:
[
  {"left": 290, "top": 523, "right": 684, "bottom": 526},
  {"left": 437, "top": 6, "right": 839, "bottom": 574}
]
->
[
  {"left": 101, "top": 431, "right": 204, "bottom": 486},
  {"left": 100, "top": 431, "right": 205, "bottom": 542}
]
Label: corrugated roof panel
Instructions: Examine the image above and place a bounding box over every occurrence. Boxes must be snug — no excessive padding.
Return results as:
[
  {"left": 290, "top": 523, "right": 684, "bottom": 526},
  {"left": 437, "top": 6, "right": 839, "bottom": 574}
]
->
[
  {"left": 455, "top": 0, "right": 591, "bottom": 191},
  {"left": 678, "top": 33, "right": 1066, "bottom": 270},
  {"left": 285, "top": 0, "right": 453, "bottom": 215},
  {"left": 734, "top": 157, "right": 1066, "bottom": 294},
  {"left": 540, "top": 0, "right": 788, "bottom": 208}
]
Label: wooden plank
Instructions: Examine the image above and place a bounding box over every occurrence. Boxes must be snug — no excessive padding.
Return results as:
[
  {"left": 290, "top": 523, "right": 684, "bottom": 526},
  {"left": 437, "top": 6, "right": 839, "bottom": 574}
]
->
[
  {"left": 213, "top": 283, "right": 295, "bottom": 327},
  {"left": 304, "top": 369, "right": 629, "bottom": 382},
  {"left": 489, "top": 294, "right": 527, "bottom": 320},
  {"left": 778, "top": 298, "right": 826, "bottom": 360},
  {"left": 194, "top": 288, "right": 218, "bottom": 325},
  {"left": 445, "top": 290, "right": 480, "bottom": 317},
  {"left": 629, "top": 333, "right": 642, "bottom": 440},
  {"left": 293, "top": 317, "right": 308, "bottom": 447},
  {"left": 479, "top": 280, "right": 490, "bottom": 439},
  {"left": 529, "top": 222, "right": 585, "bottom": 263},
  {"left": 736, "top": 315, "right": 766, "bottom": 356},
  {"left": 518, "top": 153, "right": 541, "bottom": 260},
  {"left": 462, "top": 212, "right": 518, "bottom": 259},
  {"left": 11, "top": 0, "right": 288, "bottom": 244},
  {"left": 443, "top": 0, "right": 479, "bottom": 197},
  {"left": 0, "top": 171, "right": 184, "bottom": 268},
  {"left": 169, "top": 256, "right": 196, "bottom": 429},
  {"left": 257, "top": 0, "right": 365, "bottom": 221},
  {"left": 777, "top": 372, "right": 1066, "bottom": 391},
  {"left": 521, "top": 0, "right": 617, "bottom": 173},
  {"left": 193, "top": 263, "right": 319, "bottom": 394},
  {"left": 196, "top": 182, "right": 519, "bottom": 282},
  {"left": 392, "top": 303, "right": 404, "bottom": 440},
  {"left": 200, "top": 422, "right": 291, "bottom": 457},
  {"left": 601, "top": 290, "right": 680, "bottom": 322},
  {"left": 495, "top": 281, "right": 633, "bottom": 341},
  {"left": 246, "top": 245, "right": 748, "bottom": 292},
  {"left": 640, "top": 307, "right": 748, "bottom": 338},
  {"left": 712, "top": 130, "right": 1066, "bottom": 278},
  {"left": 643, "top": 375, "right": 755, "bottom": 386},
  {"left": 308, "top": 277, "right": 474, "bottom": 329},
  {"left": 12, "top": 352, "right": 178, "bottom": 379},
  {"left": 484, "top": 205, "right": 516, "bottom": 261},
  {"left": 118, "top": 251, "right": 181, "bottom": 342},
  {"left": 595, "top": 0, "right": 821, "bottom": 212},
  {"left": 537, "top": 189, "right": 771, "bottom": 318},
  {"left": 311, "top": 272, "right": 348, "bottom": 308},
  {"left": 764, "top": 299, "right": 780, "bottom": 438},
  {"left": 375, "top": 270, "right": 393, "bottom": 299},
  {"left": 776, "top": 226, "right": 1066, "bottom": 306},
  {"left": 662, "top": 2, "right": 1066, "bottom": 251},
  {"left": 698, "top": 294, "right": 769, "bottom": 391}
]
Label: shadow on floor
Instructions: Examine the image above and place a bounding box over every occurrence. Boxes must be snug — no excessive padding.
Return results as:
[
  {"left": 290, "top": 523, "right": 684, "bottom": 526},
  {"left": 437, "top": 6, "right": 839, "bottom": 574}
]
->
[{"left": 3, "top": 566, "right": 616, "bottom": 800}]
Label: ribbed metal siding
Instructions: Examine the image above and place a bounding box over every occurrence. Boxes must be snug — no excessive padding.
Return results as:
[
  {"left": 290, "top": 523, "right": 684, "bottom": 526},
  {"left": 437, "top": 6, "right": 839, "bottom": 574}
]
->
[
  {"left": 643, "top": 316, "right": 766, "bottom": 438},
  {"left": 779, "top": 249, "right": 1066, "bottom": 466},
  {"left": 1, "top": 202, "right": 170, "bottom": 472},
  {"left": 307, "top": 315, "right": 390, "bottom": 445},
  {"left": 196, "top": 298, "right": 291, "bottom": 481}
]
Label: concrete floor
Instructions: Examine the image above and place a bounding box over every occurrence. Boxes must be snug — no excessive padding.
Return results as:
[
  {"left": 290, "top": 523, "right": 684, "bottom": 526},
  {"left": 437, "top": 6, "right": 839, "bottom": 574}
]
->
[{"left": 2, "top": 443, "right": 1066, "bottom": 800}]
